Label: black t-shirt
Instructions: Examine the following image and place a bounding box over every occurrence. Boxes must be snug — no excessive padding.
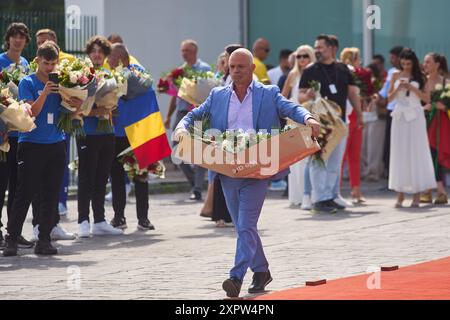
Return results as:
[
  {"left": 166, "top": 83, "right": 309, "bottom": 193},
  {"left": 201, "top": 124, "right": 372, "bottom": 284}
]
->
[
  {"left": 277, "top": 74, "right": 288, "bottom": 92},
  {"left": 299, "top": 62, "right": 354, "bottom": 120}
]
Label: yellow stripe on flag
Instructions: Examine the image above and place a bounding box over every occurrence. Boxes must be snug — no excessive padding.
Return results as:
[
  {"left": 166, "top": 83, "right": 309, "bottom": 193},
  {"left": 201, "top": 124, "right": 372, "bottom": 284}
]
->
[{"left": 125, "top": 112, "right": 166, "bottom": 149}]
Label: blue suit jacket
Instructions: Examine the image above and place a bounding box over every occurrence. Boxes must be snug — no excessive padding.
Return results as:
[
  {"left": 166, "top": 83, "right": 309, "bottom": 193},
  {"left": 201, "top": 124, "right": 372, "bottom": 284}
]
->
[{"left": 177, "top": 81, "right": 312, "bottom": 180}]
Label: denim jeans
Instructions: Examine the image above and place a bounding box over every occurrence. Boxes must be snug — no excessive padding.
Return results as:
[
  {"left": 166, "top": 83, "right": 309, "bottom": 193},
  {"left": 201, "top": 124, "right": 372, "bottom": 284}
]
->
[
  {"left": 219, "top": 176, "right": 270, "bottom": 281},
  {"left": 309, "top": 136, "right": 348, "bottom": 204},
  {"left": 303, "top": 158, "right": 312, "bottom": 196}
]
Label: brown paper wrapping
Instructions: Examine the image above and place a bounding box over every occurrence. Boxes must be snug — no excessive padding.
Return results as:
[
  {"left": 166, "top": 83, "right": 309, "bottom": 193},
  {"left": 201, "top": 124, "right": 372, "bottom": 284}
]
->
[{"left": 175, "top": 125, "right": 321, "bottom": 179}]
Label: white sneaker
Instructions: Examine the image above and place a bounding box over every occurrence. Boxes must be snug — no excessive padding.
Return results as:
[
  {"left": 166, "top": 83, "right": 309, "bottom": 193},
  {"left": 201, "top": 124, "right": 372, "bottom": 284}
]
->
[
  {"left": 91, "top": 221, "right": 124, "bottom": 236},
  {"left": 51, "top": 224, "right": 76, "bottom": 241},
  {"left": 31, "top": 225, "right": 39, "bottom": 242},
  {"left": 58, "top": 202, "right": 68, "bottom": 217},
  {"left": 334, "top": 195, "right": 354, "bottom": 208},
  {"left": 78, "top": 220, "right": 91, "bottom": 238},
  {"left": 301, "top": 195, "right": 312, "bottom": 210},
  {"left": 105, "top": 191, "right": 113, "bottom": 202}
]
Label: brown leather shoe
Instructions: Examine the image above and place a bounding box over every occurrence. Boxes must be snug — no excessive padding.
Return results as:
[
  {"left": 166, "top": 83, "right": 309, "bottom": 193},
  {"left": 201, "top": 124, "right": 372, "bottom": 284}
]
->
[{"left": 248, "top": 271, "right": 273, "bottom": 294}]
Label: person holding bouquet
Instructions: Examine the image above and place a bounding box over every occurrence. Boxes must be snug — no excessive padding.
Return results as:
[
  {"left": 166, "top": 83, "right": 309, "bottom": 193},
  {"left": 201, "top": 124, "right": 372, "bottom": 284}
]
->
[
  {"left": 164, "top": 39, "right": 211, "bottom": 201},
  {"left": 387, "top": 48, "right": 436, "bottom": 208},
  {"left": 76, "top": 36, "right": 124, "bottom": 238},
  {"left": 3, "top": 42, "right": 84, "bottom": 256},
  {"left": 299, "top": 35, "right": 364, "bottom": 214},
  {"left": 104, "top": 34, "right": 142, "bottom": 69},
  {"left": 35, "top": 28, "right": 77, "bottom": 217},
  {"left": 0, "top": 22, "right": 35, "bottom": 249},
  {"left": 174, "top": 49, "right": 320, "bottom": 298},
  {"left": 340, "top": 47, "right": 368, "bottom": 204},
  {"left": 27, "top": 35, "right": 78, "bottom": 241},
  {"left": 107, "top": 43, "right": 155, "bottom": 231},
  {"left": 422, "top": 53, "right": 449, "bottom": 205}
]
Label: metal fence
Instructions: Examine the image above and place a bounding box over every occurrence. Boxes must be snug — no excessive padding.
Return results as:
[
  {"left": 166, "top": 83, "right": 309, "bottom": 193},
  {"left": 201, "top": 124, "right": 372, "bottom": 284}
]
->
[
  {"left": 1, "top": 11, "right": 98, "bottom": 187},
  {"left": 0, "top": 11, "right": 97, "bottom": 58},
  {"left": 0, "top": 11, "right": 65, "bottom": 61},
  {"left": 65, "top": 15, "right": 97, "bottom": 58}
]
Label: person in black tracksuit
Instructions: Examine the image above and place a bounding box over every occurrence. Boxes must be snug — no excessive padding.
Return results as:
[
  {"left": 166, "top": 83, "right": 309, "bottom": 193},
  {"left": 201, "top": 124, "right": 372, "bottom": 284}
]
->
[
  {"left": 0, "top": 22, "right": 34, "bottom": 248},
  {"left": 3, "top": 42, "right": 83, "bottom": 256},
  {"left": 107, "top": 43, "right": 154, "bottom": 231},
  {"left": 76, "top": 36, "right": 124, "bottom": 238}
]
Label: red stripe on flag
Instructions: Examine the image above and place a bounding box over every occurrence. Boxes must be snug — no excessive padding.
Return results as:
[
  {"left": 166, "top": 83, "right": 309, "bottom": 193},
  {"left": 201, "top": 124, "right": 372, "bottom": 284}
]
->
[{"left": 133, "top": 133, "right": 172, "bottom": 169}]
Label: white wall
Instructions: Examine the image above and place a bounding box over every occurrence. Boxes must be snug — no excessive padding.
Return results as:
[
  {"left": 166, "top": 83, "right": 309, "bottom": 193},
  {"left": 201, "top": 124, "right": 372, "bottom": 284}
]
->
[
  {"left": 103, "top": 0, "right": 242, "bottom": 127},
  {"left": 64, "top": 0, "right": 242, "bottom": 130},
  {"left": 65, "top": 0, "right": 105, "bottom": 35}
]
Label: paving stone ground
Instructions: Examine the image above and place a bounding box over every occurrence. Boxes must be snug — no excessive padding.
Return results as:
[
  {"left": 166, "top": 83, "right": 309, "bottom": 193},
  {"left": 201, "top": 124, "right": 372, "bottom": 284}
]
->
[{"left": 1, "top": 180, "right": 449, "bottom": 300}]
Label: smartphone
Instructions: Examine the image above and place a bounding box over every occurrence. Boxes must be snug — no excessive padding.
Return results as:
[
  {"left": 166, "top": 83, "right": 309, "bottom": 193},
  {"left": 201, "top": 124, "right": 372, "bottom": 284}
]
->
[
  {"left": 399, "top": 77, "right": 410, "bottom": 96},
  {"left": 49, "top": 72, "right": 59, "bottom": 84}
]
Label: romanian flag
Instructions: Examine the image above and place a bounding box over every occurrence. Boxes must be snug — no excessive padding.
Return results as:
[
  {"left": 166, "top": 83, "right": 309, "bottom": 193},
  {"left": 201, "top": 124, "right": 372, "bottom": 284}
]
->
[{"left": 122, "top": 89, "right": 171, "bottom": 169}]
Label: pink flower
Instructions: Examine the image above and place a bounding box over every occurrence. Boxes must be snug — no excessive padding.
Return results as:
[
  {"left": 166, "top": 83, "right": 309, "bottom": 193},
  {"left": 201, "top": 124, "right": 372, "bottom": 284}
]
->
[{"left": 79, "top": 75, "right": 90, "bottom": 85}]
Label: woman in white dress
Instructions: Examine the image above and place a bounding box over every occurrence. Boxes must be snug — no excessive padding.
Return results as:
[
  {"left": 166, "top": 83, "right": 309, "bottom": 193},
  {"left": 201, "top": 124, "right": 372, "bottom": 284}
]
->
[
  {"left": 281, "top": 45, "right": 315, "bottom": 207},
  {"left": 388, "top": 48, "right": 436, "bottom": 207}
]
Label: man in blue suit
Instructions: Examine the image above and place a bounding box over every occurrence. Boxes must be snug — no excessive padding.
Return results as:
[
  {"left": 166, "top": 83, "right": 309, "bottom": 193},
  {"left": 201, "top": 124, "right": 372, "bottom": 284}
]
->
[{"left": 175, "top": 49, "right": 320, "bottom": 298}]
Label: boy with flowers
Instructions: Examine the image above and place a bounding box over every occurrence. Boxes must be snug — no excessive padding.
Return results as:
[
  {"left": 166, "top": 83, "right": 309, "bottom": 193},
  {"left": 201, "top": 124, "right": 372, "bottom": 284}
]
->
[
  {"left": 107, "top": 43, "right": 155, "bottom": 231},
  {"left": 76, "top": 35, "right": 123, "bottom": 238},
  {"left": 3, "top": 42, "right": 83, "bottom": 256},
  {"left": 0, "top": 22, "right": 33, "bottom": 249}
]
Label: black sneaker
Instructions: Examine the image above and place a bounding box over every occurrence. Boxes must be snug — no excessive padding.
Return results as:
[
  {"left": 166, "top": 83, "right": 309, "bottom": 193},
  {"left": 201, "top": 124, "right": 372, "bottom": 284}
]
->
[
  {"left": 110, "top": 217, "right": 127, "bottom": 229},
  {"left": 188, "top": 191, "right": 202, "bottom": 201},
  {"left": 34, "top": 240, "right": 58, "bottom": 255},
  {"left": 327, "top": 200, "right": 345, "bottom": 210},
  {"left": 311, "top": 201, "right": 338, "bottom": 214},
  {"left": 17, "top": 235, "right": 35, "bottom": 248},
  {"left": 137, "top": 219, "right": 155, "bottom": 231},
  {"left": 2, "top": 235, "right": 18, "bottom": 257}
]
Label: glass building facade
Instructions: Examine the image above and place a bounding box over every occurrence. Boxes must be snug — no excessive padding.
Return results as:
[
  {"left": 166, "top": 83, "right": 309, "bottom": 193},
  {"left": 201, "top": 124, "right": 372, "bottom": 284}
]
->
[{"left": 248, "top": 0, "right": 450, "bottom": 67}]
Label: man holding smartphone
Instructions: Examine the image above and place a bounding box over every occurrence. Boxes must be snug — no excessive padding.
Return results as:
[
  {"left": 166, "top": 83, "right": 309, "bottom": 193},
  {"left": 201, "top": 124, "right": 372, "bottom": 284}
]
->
[
  {"left": 48, "top": 72, "right": 59, "bottom": 84},
  {"left": 35, "top": 28, "right": 76, "bottom": 219},
  {"left": 3, "top": 42, "right": 83, "bottom": 256}
]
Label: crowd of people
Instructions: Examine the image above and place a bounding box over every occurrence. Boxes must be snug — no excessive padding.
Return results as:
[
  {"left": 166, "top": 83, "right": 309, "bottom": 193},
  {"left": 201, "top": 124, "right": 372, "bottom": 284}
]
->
[
  {"left": 0, "top": 20, "right": 449, "bottom": 297},
  {"left": 187, "top": 35, "right": 449, "bottom": 217},
  {"left": 0, "top": 23, "right": 156, "bottom": 257}
]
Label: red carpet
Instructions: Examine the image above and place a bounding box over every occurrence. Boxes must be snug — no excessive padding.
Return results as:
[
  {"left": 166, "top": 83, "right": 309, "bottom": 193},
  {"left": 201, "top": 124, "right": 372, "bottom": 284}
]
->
[{"left": 253, "top": 257, "right": 450, "bottom": 300}]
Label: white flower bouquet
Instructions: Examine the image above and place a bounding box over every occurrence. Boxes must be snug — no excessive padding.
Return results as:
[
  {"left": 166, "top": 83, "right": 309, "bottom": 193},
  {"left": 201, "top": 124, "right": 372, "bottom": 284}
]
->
[
  {"left": 177, "top": 70, "right": 222, "bottom": 106},
  {"left": 94, "top": 67, "right": 128, "bottom": 133},
  {"left": 56, "top": 58, "right": 98, "bottom": 137},
  {"left": 0, "top": 63, "right": 30, "bottom": 98}
]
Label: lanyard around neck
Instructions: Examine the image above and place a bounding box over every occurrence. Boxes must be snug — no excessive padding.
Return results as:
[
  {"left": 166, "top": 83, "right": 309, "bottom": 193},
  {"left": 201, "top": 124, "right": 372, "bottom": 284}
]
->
[{"left": 318, "top": 63, "right": 338, "bottom": 87}]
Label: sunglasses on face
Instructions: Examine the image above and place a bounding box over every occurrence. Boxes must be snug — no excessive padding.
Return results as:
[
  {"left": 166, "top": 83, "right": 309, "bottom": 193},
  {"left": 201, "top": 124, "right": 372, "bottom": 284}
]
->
[{"left": 296, "top": 54, "right": 310, "bottom": 60}]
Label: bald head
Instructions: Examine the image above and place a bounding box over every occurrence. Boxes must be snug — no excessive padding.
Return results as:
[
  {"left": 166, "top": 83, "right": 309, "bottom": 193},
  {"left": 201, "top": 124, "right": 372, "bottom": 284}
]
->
[
  {"left": 229, "top": 48, "right": 255, "bottom": 87},
  {"left": 230, "top": 48, "right": 253, "bottom": 65},
  {"left": 108, "top": 43, "right": 130, "bottom": 68},
  {"left": 252, "top": 38, "right": 270, "bottom": 61}
]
